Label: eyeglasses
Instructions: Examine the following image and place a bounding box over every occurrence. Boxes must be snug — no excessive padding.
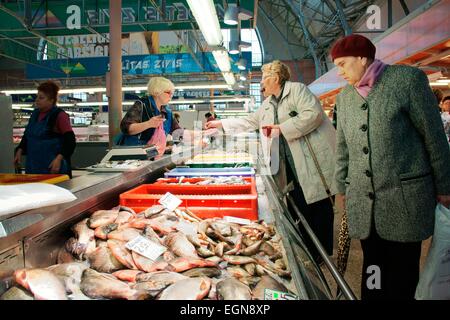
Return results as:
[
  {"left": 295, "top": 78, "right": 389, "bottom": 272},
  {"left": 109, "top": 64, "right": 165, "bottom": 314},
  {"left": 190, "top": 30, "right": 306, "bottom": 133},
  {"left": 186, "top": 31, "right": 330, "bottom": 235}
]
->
[{"left": 164, "top": 90, "right": 174, "bottom": 96}]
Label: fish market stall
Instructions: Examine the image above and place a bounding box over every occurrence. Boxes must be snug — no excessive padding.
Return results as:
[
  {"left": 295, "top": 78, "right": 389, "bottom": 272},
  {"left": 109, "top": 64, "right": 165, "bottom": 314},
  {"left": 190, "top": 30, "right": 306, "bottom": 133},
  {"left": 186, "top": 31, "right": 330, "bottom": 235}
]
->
[{"left": 0, "top": 144, "right": 344, "bottom": 300}]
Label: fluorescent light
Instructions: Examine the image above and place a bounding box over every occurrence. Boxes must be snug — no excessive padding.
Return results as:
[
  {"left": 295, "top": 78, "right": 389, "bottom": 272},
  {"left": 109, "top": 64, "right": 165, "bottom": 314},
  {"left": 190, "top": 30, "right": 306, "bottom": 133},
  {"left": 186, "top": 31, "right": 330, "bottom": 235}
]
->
[
  {"left": 60, "top": 88, "right": 105, "bottom": 94},
  {"left": 222, "top": 72, "right": 236, "bottom": 87},
  {"left": 169, "top": 99, "right": 205, "bottom": 104},
  {"left": 187, "top": 0, "right": 223, "bottom": 46},
  {"left": 429, "top": 82, "right": 449, "bottom": 86},
  {"left": 2, "top": 89, "right": 37, "bottom": 95},
  {"left": 212, "top": 50, "right": 231, "bottom": 72},
  {"left": 436, "top": 79, "right": 450, "bottom": 83},
  {"left": 176, "top": 83, "right": 229, "bottom": 90}
]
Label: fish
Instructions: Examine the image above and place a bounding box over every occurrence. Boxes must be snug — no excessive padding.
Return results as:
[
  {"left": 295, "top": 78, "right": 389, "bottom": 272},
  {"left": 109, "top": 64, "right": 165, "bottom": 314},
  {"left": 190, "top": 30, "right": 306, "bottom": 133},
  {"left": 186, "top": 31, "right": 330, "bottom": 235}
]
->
[
  {"left": 216, "top": 278, "right": 252, "bottom": 300},
  {"left": 205, "top": 256, "right": 223, "bottom": 264},
  {"left": 115, "top": 211, "right": 134, "bottom": 225},
  {"left": 223, "top": 255, "right": 257, "bottom": 265},
  {"left": 143, "top": 225, "right": 164, "bottom": 245},
  {"left": 243, "top": 263, "right": 256, "bottom": 276},
  {"left": 135, "top": 271, "right": 188, "bottom": 284},
  {"left": 225, "top": 234, "right": 243, "bottom": 255},
  {"left": 255, "top": 264, "right": 266, "bottom": 276},
  {"left": 47, "top": 262, "right": 91, "bottom": 300},
  {"left": 107, "top": 228, "right": 142, "bottom": 242},
  {"left": 131, "top": 251, "right": 168, "bottom": 273},
  {"left": 57, "top": 246, "right": 77, "bottom": 264},
  {"left": 275, "top": 259, "right": 286, "bottom": 270},
  {"left": 80, "top": 269, "right": 148, "bottom": 300},
  {"left": 259, "top": 241, "right": 276, "bottom": 256},
  {"left": 158, "top": 277, "right": 211, "bottom": 300},
  {"left": 87, "top": 208, "right": 120, "bottom": 229},
  {"left": 94, "top": 223, "right": 118, "bottom": 240},
  {"left": 239, "top": 240, "right": 263, "bottom": 256},
  {"left": 252, "top": 275, "right": 289, "bottom": 300},
  {"left": 165, "top": 257, "right": 217, "bottom": 273},
  {"left": 164, "top": 232, "right": 199, "bottom": 258},
  {"left": 144, "top": 205, "right": 165, "bottom": 218},
  {"left": 226, "top": 266, "right": 250, "bottom": 279},
  {"left": 181, "top": 267, "right": 222, "bottom": 278},
  {"left": 107, "top": 239, "right": 137, "bottom": 270},
  {"left": 129, "top": 218, "right": 175, "bottom": 235},
  {"left": 211, "top": 221, "right": 232, "bottom": 237},
  {"left": 254, "top": 255, "right": 291, "bottom": 278},
  {"left": 214, "top": 242, "right": 229, "bottom": 257},
  {"left": 0, "top": 286, "right": 34, "bottom": 300},
  {"left": 119, "top": 206, "right": 136, "bottom": 215},
  {"left": 70, "top": 218, "right": 96, "bottom": 258},
  {"left": 14, "top": 268, "right": 68, "bottom": 300},
  {"left": 196, "top": 246, "right": 215, "bottom": 258},
  {"left": 112, "top": 269, "right": 143, "bottom": 283},
  {"left": 238, "top": 276, "right": 262, "bottom": 287},
  {"left": 86, "top": 246, "right": 124, "bottom": 273}
]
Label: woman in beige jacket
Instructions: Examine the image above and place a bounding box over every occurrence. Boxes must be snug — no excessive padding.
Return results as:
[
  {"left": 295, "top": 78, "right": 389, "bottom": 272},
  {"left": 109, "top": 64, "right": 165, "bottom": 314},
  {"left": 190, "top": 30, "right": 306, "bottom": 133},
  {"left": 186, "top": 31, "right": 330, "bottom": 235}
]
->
[{"left": 206, "top": 60, "right": 337, "bottom": 263}]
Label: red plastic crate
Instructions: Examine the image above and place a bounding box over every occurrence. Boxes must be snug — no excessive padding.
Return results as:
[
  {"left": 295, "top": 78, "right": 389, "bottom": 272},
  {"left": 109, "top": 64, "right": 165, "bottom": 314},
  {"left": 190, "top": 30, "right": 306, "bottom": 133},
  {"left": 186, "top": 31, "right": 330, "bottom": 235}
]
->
[
  {"left": 152, "top": 177, "right": 254, "bottom": 195},
  {"left": 119, "top": 178, "right": 258, "bottom": 220}
]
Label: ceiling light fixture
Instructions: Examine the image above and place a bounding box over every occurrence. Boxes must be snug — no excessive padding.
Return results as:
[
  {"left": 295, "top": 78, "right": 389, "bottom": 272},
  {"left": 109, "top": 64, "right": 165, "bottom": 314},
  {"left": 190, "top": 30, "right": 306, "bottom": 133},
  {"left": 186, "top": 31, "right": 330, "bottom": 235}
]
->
[
  {"left": 212, "top": 49, "right": 231, "bottom": 72},
  {"left": 186, "top": 0, "right": 223, "bottom": 46},
  {"left": 224, "top": 3, "right": 252, "bottom": 26}
]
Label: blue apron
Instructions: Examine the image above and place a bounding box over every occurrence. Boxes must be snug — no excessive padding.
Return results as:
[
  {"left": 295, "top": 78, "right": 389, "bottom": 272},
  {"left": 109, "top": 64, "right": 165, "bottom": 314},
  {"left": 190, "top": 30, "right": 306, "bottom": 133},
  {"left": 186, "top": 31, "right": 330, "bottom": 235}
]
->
[{"left": 25, "top": 107, "right": 69, "bottom": 175}]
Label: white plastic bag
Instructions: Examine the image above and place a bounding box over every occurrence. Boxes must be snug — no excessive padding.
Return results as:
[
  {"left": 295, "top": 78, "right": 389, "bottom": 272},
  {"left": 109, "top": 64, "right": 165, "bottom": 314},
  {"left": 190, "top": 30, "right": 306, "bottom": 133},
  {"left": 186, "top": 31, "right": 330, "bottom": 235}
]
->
[
  {"left": 415, "top": 203, "right": 450, "bottom": 300},
  {"left": 0, "top": 183, "right": 77, "bottom": 216}
]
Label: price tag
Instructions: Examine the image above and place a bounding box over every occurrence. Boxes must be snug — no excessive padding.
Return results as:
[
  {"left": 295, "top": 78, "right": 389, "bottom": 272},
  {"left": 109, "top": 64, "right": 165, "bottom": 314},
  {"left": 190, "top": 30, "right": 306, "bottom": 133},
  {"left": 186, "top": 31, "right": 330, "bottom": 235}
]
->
[
  {"left": 125, "top": 235, "right": 166, "bottom": 261},
  {"left": 158, "top": 192, "right": 182, "bottom": 212},
  {"left": 223, "top": 216, "right": 251, "bottom": 225},
  {"left": 264, "top": 289, "right": 299, "bottom": 300},
  {"left": 176, "top": 220, "right": 198, "bottom": 236}
]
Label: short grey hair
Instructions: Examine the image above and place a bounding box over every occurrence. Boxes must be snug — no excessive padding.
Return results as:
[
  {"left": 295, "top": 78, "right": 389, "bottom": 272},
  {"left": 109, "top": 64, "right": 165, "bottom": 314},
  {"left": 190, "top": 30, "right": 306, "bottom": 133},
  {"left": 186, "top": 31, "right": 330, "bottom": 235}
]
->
[{"left": 147, "top": 77, "right": 175, "bottom": 96}]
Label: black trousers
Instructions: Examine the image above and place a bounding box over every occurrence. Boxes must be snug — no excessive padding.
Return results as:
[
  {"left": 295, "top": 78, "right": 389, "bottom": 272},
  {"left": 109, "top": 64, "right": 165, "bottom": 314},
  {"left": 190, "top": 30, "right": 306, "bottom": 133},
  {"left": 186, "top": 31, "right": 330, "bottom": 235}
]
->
[
  {"left": 285, "top": 165, "right": 334, "bottom": 262},
  {"left": 360, "top": 225, "right": 422, "bottom": 300}
]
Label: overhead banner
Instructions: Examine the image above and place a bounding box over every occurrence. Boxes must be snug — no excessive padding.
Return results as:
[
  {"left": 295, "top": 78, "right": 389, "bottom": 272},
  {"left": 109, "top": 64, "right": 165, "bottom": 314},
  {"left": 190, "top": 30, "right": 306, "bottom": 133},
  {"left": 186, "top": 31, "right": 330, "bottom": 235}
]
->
[
  {"left": 25, "top": 52, "right": 252, "bottom": 79},
  {"left": 0, "top": 0, "right": 256, "bottom": 37}
]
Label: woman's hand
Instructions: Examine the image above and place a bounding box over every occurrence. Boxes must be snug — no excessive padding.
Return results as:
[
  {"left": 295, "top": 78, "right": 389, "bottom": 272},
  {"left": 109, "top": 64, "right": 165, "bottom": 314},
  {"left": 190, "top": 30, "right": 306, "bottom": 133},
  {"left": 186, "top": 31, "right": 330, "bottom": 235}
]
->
[
  {"left": 205, "top": 120, "right": 222, "bottom": 129},
  {"left": 262, "top": 125, "right": 281, "bottom": 138},
  {"left": 48, "top": 155, "right": 63, "bottom": 174},
  {"left": 146, "top": 115, "right": 165, "bottom": 129},
  {"left": 14, "top": 148, "right": 22, "bottom": 167},
  {"left": 335, "top": 193, "right": 346, "bottom": 215}
]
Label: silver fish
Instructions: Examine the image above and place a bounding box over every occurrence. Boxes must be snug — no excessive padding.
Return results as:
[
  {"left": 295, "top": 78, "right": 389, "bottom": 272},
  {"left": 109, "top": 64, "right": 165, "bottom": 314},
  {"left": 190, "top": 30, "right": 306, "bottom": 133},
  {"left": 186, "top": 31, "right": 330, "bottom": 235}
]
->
[
  {"left": 158, "top": 277, "right": 211, "bottom": 300},
  {"left": 216, "top": 278, "right": 252, "bottom": 300}
]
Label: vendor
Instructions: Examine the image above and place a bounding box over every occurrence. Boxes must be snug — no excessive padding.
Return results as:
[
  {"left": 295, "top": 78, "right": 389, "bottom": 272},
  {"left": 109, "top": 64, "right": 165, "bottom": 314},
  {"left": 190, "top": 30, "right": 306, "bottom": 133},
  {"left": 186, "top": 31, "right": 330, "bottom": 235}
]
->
[
  {"left": 14, "top": 81, "right": 76, "bottom": 178},
  {"left": 118, "top": 77, "right": 182, "bottom": 146}
]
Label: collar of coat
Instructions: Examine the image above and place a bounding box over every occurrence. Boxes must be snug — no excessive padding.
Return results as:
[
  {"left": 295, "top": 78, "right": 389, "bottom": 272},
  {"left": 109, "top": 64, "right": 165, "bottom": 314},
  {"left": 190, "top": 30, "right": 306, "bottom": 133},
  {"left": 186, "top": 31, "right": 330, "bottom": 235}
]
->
[{"left": 266, "top": 81, "right": 293, "bottom": 110}]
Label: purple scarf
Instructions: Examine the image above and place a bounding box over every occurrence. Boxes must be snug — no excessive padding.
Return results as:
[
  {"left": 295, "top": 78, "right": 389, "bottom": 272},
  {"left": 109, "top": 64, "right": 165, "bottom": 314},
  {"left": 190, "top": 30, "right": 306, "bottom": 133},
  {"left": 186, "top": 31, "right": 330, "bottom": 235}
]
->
[{"left": 355, "top": 59, "right": 388, "bottom": 98}]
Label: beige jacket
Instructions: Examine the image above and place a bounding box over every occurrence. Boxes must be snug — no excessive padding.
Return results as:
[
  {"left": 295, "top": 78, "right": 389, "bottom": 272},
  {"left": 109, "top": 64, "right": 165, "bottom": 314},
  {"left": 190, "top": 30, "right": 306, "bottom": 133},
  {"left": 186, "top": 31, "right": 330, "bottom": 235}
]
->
[{"left": 222, "top": 81, "right": 337, "bottom": 204}]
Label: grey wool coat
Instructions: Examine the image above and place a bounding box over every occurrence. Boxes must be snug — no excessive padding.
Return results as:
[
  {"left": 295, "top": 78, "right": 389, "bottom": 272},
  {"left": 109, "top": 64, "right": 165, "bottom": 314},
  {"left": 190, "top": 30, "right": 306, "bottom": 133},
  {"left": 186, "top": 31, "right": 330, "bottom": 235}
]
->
[
  {"left": 222, "top": 81, "right": 337, "bottom": 204},
  {"left": 334, "top": 65, "right": 450, "bottom": 242}
]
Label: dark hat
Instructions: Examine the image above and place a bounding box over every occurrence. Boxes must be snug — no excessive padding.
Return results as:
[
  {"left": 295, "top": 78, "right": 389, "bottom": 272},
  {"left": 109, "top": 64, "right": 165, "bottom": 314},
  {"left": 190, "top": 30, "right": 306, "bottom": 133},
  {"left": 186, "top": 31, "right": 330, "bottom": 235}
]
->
[{"left": 330, "top": 34, "right": 376, "bottom": 61}]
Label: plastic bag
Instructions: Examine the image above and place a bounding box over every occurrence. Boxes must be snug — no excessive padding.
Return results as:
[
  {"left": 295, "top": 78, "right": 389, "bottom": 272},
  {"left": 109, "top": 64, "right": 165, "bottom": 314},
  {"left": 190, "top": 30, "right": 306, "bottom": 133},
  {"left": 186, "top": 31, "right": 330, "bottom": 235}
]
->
[
  {"left": 415, "top": 203, "right": 450, "bottom": 300},
  {"left": 0, "top": 183, "right": 77, "bottom": 217},
  {"left": 148, "top": 123, "right": 166, "bottom": 158}
]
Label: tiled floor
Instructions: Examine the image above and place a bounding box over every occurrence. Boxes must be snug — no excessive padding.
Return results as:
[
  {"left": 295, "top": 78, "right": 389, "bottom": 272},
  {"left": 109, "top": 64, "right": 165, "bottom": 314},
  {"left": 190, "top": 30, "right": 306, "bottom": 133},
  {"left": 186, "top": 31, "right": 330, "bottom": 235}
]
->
[{"left": 320, "top": 210, "right": 432, "bottom": 300}]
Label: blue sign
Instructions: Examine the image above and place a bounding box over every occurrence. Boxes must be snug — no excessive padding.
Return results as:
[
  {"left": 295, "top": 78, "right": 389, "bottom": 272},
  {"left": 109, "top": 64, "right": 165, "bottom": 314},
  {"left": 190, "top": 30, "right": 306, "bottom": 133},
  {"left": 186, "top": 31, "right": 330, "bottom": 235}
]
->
[{"left": 25, "top": 52, "right": 252, "bottom": 79}]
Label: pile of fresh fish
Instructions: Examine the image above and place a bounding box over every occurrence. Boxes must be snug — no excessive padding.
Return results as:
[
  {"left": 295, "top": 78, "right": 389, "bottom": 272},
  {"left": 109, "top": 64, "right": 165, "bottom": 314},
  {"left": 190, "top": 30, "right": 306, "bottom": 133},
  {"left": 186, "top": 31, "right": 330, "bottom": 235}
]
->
[
  {"left": 159, "top": 176, "right": 249, "bottom": 185},
  {"left": 1, "top": 204, "right": 294, "bottom": 300},
  {"left": 91, "top": 160, "right": 144, "bottom": 169}
]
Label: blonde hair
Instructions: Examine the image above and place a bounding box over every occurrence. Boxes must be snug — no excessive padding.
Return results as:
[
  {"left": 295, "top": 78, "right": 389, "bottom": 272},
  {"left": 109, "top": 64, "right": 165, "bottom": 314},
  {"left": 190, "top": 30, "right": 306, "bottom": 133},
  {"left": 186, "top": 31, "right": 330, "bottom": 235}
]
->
[
  {"left": 261, "top": 60, "right": 291, "bottom": 85},
  {"left": 147, "top": 77, "right": 175, "bottom": 96}
]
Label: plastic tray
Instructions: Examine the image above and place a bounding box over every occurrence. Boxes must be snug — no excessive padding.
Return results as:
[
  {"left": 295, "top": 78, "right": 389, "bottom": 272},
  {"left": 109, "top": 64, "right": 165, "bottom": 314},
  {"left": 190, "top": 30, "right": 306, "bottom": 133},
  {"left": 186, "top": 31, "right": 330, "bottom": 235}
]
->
[
  {"left": 153, "top": 177, "right": 255, "bottom": 194},
  {"left": 119, "top": 181, "right": 258, "bottom": 220},
  {"left": 164, "top": 167, "right": 255, "bottom": 178},
  {"left": 0, "top": 174, "right": 69, "bottom": 185},
  {"left": 186, "top": 161, "right": 253, "bottom": 168}
]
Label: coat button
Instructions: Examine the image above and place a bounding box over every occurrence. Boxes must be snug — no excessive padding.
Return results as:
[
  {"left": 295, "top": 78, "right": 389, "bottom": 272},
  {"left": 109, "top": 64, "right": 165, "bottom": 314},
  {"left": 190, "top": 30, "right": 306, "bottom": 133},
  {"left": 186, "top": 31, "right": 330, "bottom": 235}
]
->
[
  {"left": 365, "top": 170, "right": 372, "bottom": 177},
  {"left": 363, "top": 147, "right": 369, "bottom": 154},
  {"left": 361, "top": 103, "right": 368, "bottom": 110},
  {"left": 368, "top": 192, "right": 375, "bottom": 200},
  {"left": 360, "top": 124, "right": 368, "bottom": 132}
]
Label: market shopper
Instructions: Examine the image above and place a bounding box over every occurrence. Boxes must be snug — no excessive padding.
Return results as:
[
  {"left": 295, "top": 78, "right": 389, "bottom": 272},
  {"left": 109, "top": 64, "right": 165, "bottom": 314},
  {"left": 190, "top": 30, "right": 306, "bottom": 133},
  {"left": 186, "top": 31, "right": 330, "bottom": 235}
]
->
[
  {"left": 205, "top": 112, "right": 216, "bottom": 122},
  {"left": 118, "top": 77, "right": 182, "bottom": 150},
  {"left": 205, "top": 60, "right": 337, "bottom": 263},
  {"left": 331, "top": 34, "right": 450, "bottom": 300},
  {"left": 441, "top": 96, "right": 450, "bottom": 141},
  {"left": 14, "top": 81, "right": 76, "bottom": 178}
]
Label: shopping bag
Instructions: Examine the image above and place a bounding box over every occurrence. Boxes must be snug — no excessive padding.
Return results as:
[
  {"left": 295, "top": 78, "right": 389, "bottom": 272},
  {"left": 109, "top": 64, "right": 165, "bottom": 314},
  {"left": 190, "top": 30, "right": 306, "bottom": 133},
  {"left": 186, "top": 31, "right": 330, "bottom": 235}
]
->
[
  {"left": 415, "top": 203, "right": 450, "bottom": 300},
  {"left": 148, "top": 123, "right": 166, "bottom": 158}
]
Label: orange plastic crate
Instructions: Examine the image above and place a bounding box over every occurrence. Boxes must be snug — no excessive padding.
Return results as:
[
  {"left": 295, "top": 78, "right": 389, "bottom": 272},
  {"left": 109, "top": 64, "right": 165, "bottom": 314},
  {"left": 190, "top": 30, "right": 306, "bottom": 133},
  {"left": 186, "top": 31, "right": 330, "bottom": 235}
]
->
[
  {"left": 152, "top": 177, "right": 254, "bottom": 194},
  {"left": 119, "top": 178, "right": 258, "bottom": 220}
]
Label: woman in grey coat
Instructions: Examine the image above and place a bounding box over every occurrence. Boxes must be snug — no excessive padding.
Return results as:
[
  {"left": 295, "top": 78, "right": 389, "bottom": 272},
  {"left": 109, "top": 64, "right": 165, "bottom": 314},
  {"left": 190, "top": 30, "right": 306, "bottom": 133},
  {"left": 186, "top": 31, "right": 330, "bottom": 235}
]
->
[
  {"left": 206, "top": 60, "right": 337, "bottom": 264},
  {"left": 331, "top": 34, "right": 450, "bottom": 300}
]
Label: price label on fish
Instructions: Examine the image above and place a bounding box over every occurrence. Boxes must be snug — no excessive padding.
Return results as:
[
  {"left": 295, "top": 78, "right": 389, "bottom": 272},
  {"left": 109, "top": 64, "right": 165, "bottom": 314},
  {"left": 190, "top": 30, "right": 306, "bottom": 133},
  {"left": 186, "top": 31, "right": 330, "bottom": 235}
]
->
[
  {"left": 223, "top": 216, "right": 251, "bottom": 225},
  {"left": 158, "top": 192, "right": 182, "bottom": 212},
  {"left": 264, "top": 289, "right": 299, "bottom": 300},
  {"left": 126, "top": 235, "right": 166, "bottom": 261}
]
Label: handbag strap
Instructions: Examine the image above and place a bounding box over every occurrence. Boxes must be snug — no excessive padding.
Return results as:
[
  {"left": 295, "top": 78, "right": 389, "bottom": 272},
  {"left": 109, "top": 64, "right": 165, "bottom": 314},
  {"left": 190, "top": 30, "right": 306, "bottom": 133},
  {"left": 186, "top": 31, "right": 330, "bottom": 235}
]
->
[{"left": 304, "top": 135, "right": 335, "bottom": 207}]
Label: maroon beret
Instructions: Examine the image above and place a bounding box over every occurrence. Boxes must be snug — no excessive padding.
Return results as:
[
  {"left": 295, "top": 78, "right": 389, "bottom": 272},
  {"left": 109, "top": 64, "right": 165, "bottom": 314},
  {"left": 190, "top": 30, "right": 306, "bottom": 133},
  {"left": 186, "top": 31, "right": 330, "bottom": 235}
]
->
[{"left": 330, "top": 34, "right": 376, "bottom": 61}]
